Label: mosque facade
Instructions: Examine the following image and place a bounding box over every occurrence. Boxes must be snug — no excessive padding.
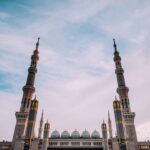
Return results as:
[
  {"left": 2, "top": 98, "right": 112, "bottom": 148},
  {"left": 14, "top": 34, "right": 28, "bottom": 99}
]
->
[{"left": 0, "top": 39, "right": 150, "bottom": 150}]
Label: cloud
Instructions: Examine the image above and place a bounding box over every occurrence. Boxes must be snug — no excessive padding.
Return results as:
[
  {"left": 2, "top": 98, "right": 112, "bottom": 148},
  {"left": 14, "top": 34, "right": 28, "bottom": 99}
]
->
[
  {"left": 137, "top": 121, "right": 150, "bottom": 141},
  {"left": 0, "top": 91, "right": 20, "bottom": 140},
  {"left": 0, "top": 12, "right": 9, "bottom": 19},
  {"left": 0, "top": 0, "right": 150, "bottom": 141}
]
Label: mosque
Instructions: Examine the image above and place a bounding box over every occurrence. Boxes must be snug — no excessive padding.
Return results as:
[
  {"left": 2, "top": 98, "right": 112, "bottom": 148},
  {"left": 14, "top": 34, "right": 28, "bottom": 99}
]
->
[{"left": 0, "top": 38, "right": 150, "bottom": 150}]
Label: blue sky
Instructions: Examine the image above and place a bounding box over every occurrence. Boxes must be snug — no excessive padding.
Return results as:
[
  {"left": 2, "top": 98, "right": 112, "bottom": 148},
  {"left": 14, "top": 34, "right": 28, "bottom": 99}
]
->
[{"left": 0, "top": 0, "right": 150, "bottom": 141}]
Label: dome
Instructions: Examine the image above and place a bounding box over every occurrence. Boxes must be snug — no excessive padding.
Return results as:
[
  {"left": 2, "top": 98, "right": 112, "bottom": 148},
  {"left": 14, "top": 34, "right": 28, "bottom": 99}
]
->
[
  {"left": 71, "top": 130, "right": 80, "bottom": 139},
  {"left": 61, "top": 130, "right": 70, "bottom": 139},
  {"left": 91, "top": 130, "right": 100, "bottom": 139},
  {"left": 81, "top": 130, "right": 90, "bottom": 139},
  {"left": 51, "top": 130, "right": 60, "bottom": 139}
]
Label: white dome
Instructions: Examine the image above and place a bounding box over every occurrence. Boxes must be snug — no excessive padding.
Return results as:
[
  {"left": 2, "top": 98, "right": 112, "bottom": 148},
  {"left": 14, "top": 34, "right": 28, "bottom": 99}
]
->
[
  {"left": 91, "top": 130, "right": 100, "bottom": 139},
  {"left": 61, "top": 130, "right": 70, "bottom": 139},
  {"left": 51, "top": 130, "right": 60, "bottom": 139},
  {"left": 71, "top": 130, "right": 80, "bottom": 139},
  {"left": 81, "top": 130, "right": 90, "bottom": 139}
]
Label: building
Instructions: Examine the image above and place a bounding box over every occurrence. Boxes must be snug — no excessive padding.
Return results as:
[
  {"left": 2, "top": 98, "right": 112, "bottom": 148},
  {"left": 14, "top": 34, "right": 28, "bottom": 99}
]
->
[{"left": 0, "top": 38, "right": 150, "bottom": 150}]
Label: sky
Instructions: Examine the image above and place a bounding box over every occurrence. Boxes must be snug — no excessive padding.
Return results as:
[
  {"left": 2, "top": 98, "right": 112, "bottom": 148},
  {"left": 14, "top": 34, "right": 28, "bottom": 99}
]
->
[{"left": 0, "top": 0, "right": 150, "bottom": 141}]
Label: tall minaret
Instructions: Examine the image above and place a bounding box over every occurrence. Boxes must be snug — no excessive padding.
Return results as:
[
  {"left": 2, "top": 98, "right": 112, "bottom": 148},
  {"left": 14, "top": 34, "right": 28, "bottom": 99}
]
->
[
  {"left": 113, "top": 39, "right": 130, "bottom": 112},
  {"left": 42, "top": 121, "right": 50, "bottom": 150},
  {"left": 38, "top": 110, "right": 44, "bottom": 139},
  {"left": 20, "top": 38, "right": 40, "bottom": 112},
  {"left": 24, "top": 96, "right": 39, "bottom": 150},
  {"left": 101, "top": 121, "right": 108, "bottom": 150},
  {"left": 11, "top": 38, "right": 40, "bottom": 150},
  {"left": 113, "top": 39, "right": 138, "bottom": 150},
  {"left": 113, "top": 96, "right": 127, "bottom": 150}
]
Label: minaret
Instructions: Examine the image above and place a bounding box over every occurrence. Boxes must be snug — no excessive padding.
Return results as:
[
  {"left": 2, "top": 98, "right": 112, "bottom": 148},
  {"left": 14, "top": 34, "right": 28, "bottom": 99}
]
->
[
  {"left": 24, "top": 96, "right": 39, "bottom": 150},
  {"left": 101, "top": 121, "right": 108, "bottom": 150},
  {"left": 108, "top": 111, "right": 113, "bottom": 150},
  {"left": 20, "top": 38, "right": 40, "bottom": 112},
  {"left": 113, "top": 39, "right": 138, "bottom": 150},
  {"left": 108, "top": 111, "right": 113, "bottom": 139},
  {"left": 38, "top": 110, "right": 44, "bottom": 139},
  {"left": 11, "top": 38, "right": 40, "bottom": 150},
  {"left": 113, "top": 39, "right": 130, "bottom": 112},
  {"left": 113, "top": 96, "right": 127, "bottom": 150},
  {"left": 42, "top": 121, "right": 50, "bottom": 150}
]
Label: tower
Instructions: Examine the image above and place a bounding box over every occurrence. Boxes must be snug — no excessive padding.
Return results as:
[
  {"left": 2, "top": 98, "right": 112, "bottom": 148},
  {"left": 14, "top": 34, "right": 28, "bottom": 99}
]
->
[
  {"left": 113, "top": 39, "right": 138, "bottom": 150},
  {"left": 108, "top": 111, "right": 113, "bottom": 139},
  {"left": 24, "top": 96, "right": 39, "bottom": 150},
  {"left": 113, "top": 96, "right": 127, "bottom": 150},
  {"left": 108, "top": 111, "right": 113, "bottom": 150},
  {"left": 101, "top": 121, "right": 108, "bottom": 150},
  {"left": 38, "top": 110, "right": 44, "bottom": 139},
  {"left": 11, "top": 38, "right": 40, "bottom": 150},
  {"left": 42, "top": 121, "right": 50, "bottom": 150}
]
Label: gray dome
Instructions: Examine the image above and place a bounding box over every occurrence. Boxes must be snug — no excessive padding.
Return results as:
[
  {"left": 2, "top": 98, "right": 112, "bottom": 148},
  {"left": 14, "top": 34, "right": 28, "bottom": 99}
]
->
[
  {"left": 91, "top": 130, "right": 100, "bottom": 139},
  {"left": 81, "top": 130, "right": 90, "bottom": 139},
  {"left": 71, "top": 130, "right": 80, "bottom": 139},
  {"left": 51, "top": 130, "right": 60, "bottom": 139},
  {"left": 61, "top": 130, "right": 70, "bottom": 139}
]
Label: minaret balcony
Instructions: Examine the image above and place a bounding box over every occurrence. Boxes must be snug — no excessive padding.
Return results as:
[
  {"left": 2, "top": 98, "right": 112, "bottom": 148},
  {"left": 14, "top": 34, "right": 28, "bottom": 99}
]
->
[
  {"left": 115, "top": 68, "right": 124, "bottom": 74},
  {"left": 122, "top": 112, "right": 135, "bottom": 122},
  {"left": 22, "top": 85, "right": 35, "bottom": 93},
  {"left": 28, "top": 67, "right": 37, "bottom": 73}
]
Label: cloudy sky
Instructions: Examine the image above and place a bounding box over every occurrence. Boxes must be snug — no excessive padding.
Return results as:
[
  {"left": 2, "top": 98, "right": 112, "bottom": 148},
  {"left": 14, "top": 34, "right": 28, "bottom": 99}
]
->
[{"left": 0, "top": 0, "right": 150, "bottom": 141}]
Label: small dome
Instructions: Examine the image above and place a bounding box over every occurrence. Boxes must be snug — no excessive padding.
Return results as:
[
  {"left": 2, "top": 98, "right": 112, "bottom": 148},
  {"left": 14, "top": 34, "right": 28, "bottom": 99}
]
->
[
  {"left": 51, "top": 130, "right": 60, "bottom": 139},
  {"left": 81, "top": 130, "right": 90, "bottom": 139},
  {"left": 61, "top": 130, "right": 70, "bottom": 139},
  {"left": 91, "top": 130, "right": 100, "bottom": 139},
  {"left": 71, "top": 130, "right": 80, "bottom": 139}
]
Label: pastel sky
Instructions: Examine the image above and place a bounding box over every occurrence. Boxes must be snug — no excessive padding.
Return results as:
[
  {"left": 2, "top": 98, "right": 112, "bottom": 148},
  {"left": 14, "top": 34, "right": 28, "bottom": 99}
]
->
[{"left": 0, "top": 0, "right": 150, "bottom": 141}]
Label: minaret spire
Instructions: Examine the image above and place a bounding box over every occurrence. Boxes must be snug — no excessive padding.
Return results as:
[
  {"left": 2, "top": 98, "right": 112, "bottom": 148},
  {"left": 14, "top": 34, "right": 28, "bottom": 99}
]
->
[
  {"left": 36, "top": 37, "right": 40, "bottom": 50},
  {"left": 38, "top": 110, "right": 44, "bottom": 139},
  {"left": 34, "top": 37, "right": 40, "bottom": 55},
  {"left": 108, "top": 111, "right": 113, "bottom": 139},
  {"left": 108, "top": 111, "right": 113, "bottom": 150},
  {"left": 113, "top": 38, "right": 118, "bottom": 53}
]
